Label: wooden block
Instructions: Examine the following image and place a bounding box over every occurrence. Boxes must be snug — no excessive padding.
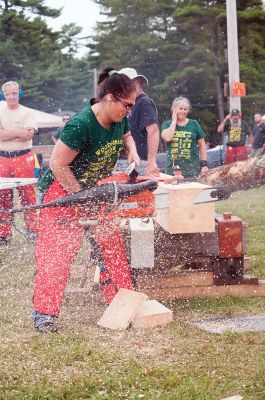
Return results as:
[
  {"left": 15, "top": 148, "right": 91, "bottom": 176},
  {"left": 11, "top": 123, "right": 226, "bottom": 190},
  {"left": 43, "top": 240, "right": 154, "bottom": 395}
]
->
[
  {"left": 132, "top": 300, "right": 173, "bottom": 329},
  {"left": 154, "top": 182, "right": 215, "bottom": 234},
  {"left": 135, "top": 271, "right": 213, "bottom": 291},
  {"left": 243, "top": 274, "right": 259, "bottom": 285},
  {"left": 141, "top": 280, "right": 265, "bottom": 301},
  {"left": 97, "top": 288, "right": 148, "bottom": 330}
]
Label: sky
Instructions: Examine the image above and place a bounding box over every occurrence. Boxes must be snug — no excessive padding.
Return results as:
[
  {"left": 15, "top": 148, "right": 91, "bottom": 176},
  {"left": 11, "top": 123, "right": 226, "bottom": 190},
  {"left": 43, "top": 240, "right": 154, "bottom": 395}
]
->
[{"left": 44, "top": 0, "right": 105, "bottom": 57}]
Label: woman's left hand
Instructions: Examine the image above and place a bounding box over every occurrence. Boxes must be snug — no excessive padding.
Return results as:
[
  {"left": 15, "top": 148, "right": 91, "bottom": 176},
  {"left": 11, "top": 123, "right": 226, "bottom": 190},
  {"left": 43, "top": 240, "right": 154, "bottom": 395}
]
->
[{"left": 128, "top": 151, "right": 140, "bottom": 168}]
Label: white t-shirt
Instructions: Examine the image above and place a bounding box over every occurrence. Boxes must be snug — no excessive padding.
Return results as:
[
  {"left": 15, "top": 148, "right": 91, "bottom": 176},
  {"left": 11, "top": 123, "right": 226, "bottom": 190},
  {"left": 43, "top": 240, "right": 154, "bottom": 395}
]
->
[{"left": 0, "top": 103, "right": 38, "bottom": 152}]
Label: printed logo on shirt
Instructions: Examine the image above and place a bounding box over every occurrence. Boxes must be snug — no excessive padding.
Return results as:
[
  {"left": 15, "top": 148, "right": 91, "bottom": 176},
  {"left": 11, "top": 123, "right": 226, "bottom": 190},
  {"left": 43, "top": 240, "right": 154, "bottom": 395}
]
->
[
  {"left": 171, "top": 130, "right": 192, "bottom": 160},
  {"left": 229, "top": 127, "right": 241, "bottom": 143},
  {"left": 79, "top": 139, "right": 123, "bottom": 186}
]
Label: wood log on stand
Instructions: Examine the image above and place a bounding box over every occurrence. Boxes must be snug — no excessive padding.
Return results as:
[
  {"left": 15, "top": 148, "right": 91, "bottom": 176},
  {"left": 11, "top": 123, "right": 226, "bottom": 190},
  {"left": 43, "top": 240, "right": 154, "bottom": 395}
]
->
[{"left": 198, "top": 152, "right": 265, "bottom": 192}]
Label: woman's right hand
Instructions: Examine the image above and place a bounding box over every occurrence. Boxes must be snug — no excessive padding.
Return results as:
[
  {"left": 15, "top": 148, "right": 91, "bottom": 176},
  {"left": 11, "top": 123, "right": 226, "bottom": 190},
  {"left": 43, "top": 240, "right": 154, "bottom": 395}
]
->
[{"left": 171, "top": 108, "right": 178, "bottom": 123}]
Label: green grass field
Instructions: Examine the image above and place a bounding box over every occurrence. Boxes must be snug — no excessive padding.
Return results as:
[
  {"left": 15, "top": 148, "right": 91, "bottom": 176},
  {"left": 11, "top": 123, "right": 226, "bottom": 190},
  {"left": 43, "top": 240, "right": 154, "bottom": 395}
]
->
[{"left": 0, "top": 186, "right": 264, "bottom": 399}]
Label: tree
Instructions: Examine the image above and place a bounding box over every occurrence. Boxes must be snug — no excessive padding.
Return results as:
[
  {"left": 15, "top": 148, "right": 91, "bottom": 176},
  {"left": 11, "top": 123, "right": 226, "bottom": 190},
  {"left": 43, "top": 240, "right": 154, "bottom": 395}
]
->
[
  {"left": 89, "top": 0, "right": 265, "bottom": 142},
  {"left": 0, "top": 0, "right": 62, "bottom": 108},
  {"left": 0, "top": 0, "right": 95, "bottom": 112}
]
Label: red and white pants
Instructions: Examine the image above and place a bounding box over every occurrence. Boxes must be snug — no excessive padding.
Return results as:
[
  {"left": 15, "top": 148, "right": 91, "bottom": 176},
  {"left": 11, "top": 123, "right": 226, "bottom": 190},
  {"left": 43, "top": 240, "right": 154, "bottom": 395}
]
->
[
  {"left": 33, "top": 180, "right": 132, "bottom": 316},
  {"left": 0, "top": 150, "right": 38, "bottom": 238}
]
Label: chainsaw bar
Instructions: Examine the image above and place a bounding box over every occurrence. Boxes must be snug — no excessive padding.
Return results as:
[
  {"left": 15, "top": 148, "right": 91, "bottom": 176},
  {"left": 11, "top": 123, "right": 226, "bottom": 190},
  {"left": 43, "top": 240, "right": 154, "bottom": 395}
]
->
[{"left": 193, "top": 186, "right": 231, "bottom": 204}]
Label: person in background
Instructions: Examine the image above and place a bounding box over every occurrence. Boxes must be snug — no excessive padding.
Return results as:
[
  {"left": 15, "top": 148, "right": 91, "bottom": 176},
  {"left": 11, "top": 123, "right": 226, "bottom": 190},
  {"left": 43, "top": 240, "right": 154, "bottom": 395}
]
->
[
  {"left": 161, "top": 96, "right": 209, "bottom": 178},
  {"left": 0, "top": 81, "right": 38, "bottom": 245},
  {"left": 51, "top": 113, "right": 71, "bottom": 144},
  {"left": 217, "top": 109, "right": 253, "bottom": 164},
  {"left": 251, "top": 113, "right": 265, "bottom": 157},
  {"left": 118, "top": 67, "right": 160, "bottom": 176},
  {"left": 252, "top": 112, "right": 264, "bottom": 137},
  {"left": 32, "top": 67, "right": 140, "bottom": 333}
]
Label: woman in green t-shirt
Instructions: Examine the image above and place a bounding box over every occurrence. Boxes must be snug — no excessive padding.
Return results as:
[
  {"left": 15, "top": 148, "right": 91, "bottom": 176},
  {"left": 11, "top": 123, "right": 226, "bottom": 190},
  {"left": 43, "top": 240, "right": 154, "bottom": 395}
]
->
[
  {"left": 32, "top": 67, "right": 140, "bottom": 333},
  {"left": 161, "top": 97, "right": 209, "bottom": 178}
]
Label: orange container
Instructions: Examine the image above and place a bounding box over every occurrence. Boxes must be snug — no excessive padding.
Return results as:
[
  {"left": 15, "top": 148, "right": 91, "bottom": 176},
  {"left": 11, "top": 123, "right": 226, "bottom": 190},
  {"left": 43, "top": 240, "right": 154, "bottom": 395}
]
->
[{"left": 216, "top": 213, "right": 243, "bottom": 258}]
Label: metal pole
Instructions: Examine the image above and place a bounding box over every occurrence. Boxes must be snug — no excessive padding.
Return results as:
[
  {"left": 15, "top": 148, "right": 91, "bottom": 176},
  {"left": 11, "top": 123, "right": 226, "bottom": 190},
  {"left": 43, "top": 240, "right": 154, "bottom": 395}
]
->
[
  {"left": 226, "top": 0, "right": 241, "bottom": 112},
  {"left": 93, "top": 68, "right": 97, "bottom": 98}
]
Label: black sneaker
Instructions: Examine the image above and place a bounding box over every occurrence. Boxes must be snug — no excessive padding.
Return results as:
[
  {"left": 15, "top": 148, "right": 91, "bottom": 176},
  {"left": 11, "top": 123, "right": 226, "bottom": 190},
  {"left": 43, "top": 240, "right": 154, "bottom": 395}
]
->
[
  {"left": 32, "top": 310, "right": 58, "bottom": 333},
  {"left": 35, "top": 321, "right": 58, "bottom": 333},
  {"left": 0, "top": 237, "right": 11, "bottom": 245}
]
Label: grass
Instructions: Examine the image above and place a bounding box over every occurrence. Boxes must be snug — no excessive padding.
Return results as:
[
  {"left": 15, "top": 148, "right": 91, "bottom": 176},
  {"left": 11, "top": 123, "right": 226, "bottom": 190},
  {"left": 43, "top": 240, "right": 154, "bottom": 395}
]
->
[{"left": 0, "top": 186, "right": 265, "bottom": 399}]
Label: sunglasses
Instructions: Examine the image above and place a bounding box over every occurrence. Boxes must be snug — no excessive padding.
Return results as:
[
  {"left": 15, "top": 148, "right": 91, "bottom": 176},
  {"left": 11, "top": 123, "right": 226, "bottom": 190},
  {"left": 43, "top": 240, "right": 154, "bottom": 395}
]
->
[{"left": 115, "top": 96, "right": 135, "bottom": 111}]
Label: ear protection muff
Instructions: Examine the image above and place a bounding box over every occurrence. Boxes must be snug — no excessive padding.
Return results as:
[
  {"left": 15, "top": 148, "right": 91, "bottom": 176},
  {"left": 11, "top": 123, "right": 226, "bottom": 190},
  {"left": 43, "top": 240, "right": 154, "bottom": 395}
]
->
[{"left": 0, "top": 88, "right": 24, "bottom": 101}]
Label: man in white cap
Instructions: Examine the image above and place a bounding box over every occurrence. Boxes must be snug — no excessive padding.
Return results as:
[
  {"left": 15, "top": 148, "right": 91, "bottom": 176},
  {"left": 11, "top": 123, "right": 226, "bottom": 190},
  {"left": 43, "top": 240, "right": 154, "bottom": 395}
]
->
[{"left": 118, "top": 67, "right": 160, "bottom": 176}]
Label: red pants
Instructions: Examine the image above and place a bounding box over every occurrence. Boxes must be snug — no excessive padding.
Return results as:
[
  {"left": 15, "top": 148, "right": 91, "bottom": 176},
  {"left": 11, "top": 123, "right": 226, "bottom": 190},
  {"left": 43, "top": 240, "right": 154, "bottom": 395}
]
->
[
  {"left": 225, "top": 146, "right": 248, "bottom": 164},
  {"left": 33, "top": 180, "right": 132, "bottom": 316},
  {"left": 0, "top": 151, "right": 38, "bottom": 238}
]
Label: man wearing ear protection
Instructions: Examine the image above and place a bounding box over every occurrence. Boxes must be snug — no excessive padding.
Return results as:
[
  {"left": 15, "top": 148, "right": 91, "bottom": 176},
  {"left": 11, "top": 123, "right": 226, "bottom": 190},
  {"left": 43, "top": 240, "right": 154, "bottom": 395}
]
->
[{"left": 0, "top": 81, "right": 38, "bottom": 245}]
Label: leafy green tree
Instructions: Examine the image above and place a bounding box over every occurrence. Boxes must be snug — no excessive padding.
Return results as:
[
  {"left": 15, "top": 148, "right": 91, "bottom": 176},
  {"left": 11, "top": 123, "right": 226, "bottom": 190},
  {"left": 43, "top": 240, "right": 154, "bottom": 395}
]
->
[
  {"left": 0, "top": 0, "right": 62, "bottom": 108},
  {"left": 0, "top": 0, "right": 95, "bottom": 113},
  {"left": 89, "top": 0, "right": 265, "bottom": 142}
]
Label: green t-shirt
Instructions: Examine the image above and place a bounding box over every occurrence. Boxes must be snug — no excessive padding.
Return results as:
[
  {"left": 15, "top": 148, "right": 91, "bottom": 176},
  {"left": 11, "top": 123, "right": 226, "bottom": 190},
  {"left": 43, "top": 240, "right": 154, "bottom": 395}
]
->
[
  {"left": 161, "top": 119, "right": 205, "bottom": 177},
  {"left": 38, "top": 105, "right": 129, "bottom": 193}
]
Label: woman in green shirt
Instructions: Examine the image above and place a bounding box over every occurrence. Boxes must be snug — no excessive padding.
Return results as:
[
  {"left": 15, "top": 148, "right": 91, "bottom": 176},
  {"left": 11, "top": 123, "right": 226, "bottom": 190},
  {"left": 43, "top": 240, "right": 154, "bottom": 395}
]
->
[
  {"left": 32, "top": 67, "right": 140, "bottom": 333},
  {"left": 161, "top": 97, "right": 209, "bottom": 178}
]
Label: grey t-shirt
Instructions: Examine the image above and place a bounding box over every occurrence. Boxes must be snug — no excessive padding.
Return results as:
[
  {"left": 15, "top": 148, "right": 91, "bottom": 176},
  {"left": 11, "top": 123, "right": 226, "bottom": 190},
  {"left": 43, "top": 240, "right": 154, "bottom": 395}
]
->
[{"left": 128, "top": 93, "right": 159, "bottom": 160}]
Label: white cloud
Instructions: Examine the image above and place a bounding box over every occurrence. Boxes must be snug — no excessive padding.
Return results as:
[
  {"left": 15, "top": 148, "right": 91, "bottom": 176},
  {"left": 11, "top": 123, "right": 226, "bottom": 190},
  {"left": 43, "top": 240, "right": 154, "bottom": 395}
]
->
[{"left": 44, "top": 0, "right": 105, "bottom": 56}]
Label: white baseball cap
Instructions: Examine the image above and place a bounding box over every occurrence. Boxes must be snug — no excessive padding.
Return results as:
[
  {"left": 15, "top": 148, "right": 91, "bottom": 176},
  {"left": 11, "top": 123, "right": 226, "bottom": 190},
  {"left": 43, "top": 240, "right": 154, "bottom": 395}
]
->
[{"left": 118, "top": 67, "right": 148, "bottom": 85}]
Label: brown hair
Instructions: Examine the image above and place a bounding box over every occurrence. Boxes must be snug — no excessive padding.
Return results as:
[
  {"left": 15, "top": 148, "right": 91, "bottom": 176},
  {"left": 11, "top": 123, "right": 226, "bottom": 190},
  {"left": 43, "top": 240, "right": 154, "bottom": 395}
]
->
[{"left": 97, "top": 66, "right": 136, "bottom": 100}]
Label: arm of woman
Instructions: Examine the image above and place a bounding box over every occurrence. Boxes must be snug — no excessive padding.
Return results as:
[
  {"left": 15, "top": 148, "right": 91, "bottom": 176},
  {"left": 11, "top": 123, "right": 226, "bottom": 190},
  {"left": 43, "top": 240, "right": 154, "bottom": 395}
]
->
[
  {"left": 124, "top": 132, "right": 140, "bottom": 167},
  {"left": 49, "top": 140, "right": 82, "bottom": 193},
  {"left": 197, "top": 138, "right": 209, "bottom": 176},
  {"left": 161, "top": 108, "right": 178, "bottom": 142}
]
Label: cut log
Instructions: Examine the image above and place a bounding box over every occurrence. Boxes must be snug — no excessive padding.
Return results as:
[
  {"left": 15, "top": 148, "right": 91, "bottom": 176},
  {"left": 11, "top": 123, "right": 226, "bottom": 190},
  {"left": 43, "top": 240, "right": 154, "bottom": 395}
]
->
[
  {"left": 198, "top": 152, "right": 265, "bottom": 192},
  {"left": 132, "top": 300, "right": 173, "bottom": 328},
  {"left": 97, "top": 288, "right": 148, "bottom": 330}
]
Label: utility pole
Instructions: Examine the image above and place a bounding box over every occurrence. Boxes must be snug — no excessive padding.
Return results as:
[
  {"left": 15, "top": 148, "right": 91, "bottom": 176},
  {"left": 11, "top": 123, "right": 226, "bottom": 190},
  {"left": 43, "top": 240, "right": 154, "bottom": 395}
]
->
[
  {"left": 93, "top": 68, "right": 98, "bottom": 98},
  {"left": 226, "top": 0, "right": 241, "bottom": 112}
]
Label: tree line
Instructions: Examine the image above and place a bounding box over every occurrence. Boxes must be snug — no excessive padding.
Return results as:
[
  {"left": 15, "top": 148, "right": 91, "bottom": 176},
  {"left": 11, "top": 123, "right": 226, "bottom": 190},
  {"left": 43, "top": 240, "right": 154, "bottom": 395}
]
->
[
  {"left": 0, "top": 0, "right": 92, "bottom": 112},
  {"left": 1, "top": 0, "right": 265, "bottom": 145},
  {"left": 90, "top": 0, "right": 265, "bottom": 143}
]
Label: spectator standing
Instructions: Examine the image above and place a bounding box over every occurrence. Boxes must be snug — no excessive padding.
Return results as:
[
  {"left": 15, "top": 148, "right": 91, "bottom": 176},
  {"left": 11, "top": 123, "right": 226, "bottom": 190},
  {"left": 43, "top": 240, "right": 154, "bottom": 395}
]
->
[
  {"left": 251, "top": 114, "right": 265, "bottom": 157},
  {"left": 161, "top": 96, "right": 209, "bottom": 178},
  {"left": 118, "top": 67, "right": 160, "bottom": 176},
  {"left": 217, "top": 109, "right": 253, "bottom": 164},
  {"left": 252, "top": 112, "right": 264, "bottom": 137},
  {"left": 0, "top": 81, "right": 38, "bottom": 245},
  {"left": 51, "top": 114, "right": 71, "bottom": 144}
]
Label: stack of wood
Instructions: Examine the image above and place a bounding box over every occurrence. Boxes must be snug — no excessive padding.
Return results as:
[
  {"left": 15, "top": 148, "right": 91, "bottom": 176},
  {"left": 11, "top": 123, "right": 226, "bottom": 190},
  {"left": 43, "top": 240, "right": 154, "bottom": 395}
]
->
[
  {"left": 198, "top": 152, "right": 265, "bottom": 192},
  {"left": 97, "top": 288, "right": 173, "bottom": 330}
]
